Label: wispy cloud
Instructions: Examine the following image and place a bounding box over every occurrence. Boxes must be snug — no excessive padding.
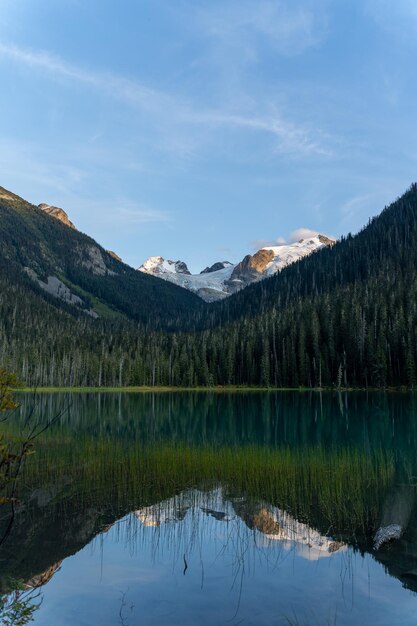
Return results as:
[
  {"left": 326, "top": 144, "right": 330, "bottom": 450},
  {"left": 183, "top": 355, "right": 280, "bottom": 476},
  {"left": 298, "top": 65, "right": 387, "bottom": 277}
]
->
[
  {"left": 0, "top": 42, "right": 167, "bottom": 111},
  {"left": 196, "top": 0, "right": 327, "bottom": 59},
  {"left": 364, "top": 0, "right": 417, "bottom": 49},
  {"left": 194, "top": 111, "right": 330, "bottom": 156},
  {"left": 116, "top": 205, "right": 171, "bottom": 225},
  {"left": 78, "top": 199, "right": 171, "bottom": 227},
  {"left": 337, "top": 189, "right": 396, "bottom": 232},
  {"left": 0, "top": 42, "right": 329, "bottom": 158},
  {"left": 251, "top": 236, "right": 286, "bottom": 250},
  {"left": 0, "top": 137, "right": 88, "bottom": 195},
  {"left": 339, "top": 192, "right": 378, "bottom": 225},
  {"left": 365, "top": 0, "right": 417, "bottom": 29},
  {"left": 68, "top": 199, "right": 173, "bottom": 245},
  {"left": 251, "top": 227, "right": 327, "bottom": 250},
  {"left": 289, "top": 227, "right": 320, "bottom": 242}
]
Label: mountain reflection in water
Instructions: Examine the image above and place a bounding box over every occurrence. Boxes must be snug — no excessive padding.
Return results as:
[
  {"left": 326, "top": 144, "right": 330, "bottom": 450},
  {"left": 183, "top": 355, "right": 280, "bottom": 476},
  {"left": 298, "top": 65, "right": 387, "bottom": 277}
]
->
[
  {"left": 1, "top": 391, "right": 417, "bottom": 625},
  {"left": 134, "top": 488, "right": 347, "bottom": 561}
]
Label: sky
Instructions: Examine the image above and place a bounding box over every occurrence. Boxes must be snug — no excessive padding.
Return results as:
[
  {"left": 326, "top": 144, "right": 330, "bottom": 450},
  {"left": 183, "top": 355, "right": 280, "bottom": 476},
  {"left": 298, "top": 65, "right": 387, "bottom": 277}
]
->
[{"left": 1, "top": 0, "right": 417, "bottom": 272}]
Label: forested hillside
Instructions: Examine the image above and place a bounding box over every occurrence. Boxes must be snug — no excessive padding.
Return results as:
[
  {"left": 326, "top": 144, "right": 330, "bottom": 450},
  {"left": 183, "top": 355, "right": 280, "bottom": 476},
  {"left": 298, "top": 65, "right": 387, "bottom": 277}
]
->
[
  {"left": 211, "top": 183, "right": 417, "bottom": 323},
  {"left": 0, "top": 187, "right": 204, "bottom": 329},
  {"left": 1, "top": 185, "right": 417, "bottom": 388}
]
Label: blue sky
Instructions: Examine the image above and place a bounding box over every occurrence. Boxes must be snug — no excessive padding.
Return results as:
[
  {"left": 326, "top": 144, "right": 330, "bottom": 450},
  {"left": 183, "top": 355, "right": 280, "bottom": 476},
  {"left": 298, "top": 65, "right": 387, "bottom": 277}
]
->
[{"left": 1, "top": 0, "right": 417, "bottom": 271}]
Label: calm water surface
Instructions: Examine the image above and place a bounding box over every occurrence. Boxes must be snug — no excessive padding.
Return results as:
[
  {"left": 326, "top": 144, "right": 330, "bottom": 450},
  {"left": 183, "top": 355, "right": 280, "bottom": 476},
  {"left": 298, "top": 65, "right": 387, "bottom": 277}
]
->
[{"left": 1, "top": 391, "right": 417, "bottom": 625}]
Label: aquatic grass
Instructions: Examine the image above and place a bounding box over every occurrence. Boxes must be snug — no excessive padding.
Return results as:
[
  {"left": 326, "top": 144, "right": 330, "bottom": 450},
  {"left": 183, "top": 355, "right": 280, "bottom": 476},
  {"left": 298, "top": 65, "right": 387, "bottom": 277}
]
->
[{"left": 7, "top": 428, "right": 396, "bottom": 541}]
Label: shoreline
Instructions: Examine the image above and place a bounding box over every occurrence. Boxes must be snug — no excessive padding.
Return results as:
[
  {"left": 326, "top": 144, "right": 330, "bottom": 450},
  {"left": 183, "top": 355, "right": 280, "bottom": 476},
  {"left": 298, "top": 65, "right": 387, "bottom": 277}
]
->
[{"left": 15, "top": 385, "right": 415, "bottom": 393}]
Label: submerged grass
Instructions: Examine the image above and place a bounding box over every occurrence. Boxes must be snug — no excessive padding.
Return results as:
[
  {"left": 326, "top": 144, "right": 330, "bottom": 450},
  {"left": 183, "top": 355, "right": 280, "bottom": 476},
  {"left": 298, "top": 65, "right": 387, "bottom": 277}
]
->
[{"left": 11, "top": 427, "right": 395, "bottom": 540}]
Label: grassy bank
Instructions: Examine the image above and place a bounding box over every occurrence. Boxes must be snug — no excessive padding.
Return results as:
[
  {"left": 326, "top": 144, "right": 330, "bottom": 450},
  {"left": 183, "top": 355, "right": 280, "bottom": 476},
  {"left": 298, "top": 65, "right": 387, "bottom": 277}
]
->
[
  {"left": 15, "top": 385, "right": 415, "bottom": 393},
  {"left": 15, "top": 385, "right": 310, "bottom": 393}
]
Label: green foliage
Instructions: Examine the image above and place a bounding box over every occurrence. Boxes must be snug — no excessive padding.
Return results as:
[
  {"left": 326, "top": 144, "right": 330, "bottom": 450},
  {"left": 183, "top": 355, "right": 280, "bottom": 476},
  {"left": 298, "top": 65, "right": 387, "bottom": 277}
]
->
[
  {"left": 0, "top": 370, "right": 27, "bottom": 505},
  {"left": 0, "top": 581, "right": 40, "bottom": 625},
  {"left": 2, "top": 184, "right": 417, "bottom": 388},
  {"left": 0, "top": 186, "right": 204, "bottom": 330},
  {"left": 0, "top": 370, "right": 20, "bottom": 412}
]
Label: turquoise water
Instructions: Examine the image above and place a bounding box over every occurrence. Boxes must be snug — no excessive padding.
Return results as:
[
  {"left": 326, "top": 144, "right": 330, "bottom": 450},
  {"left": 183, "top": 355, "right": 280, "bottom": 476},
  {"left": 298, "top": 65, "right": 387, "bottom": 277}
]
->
[{"left": 1, "top": 391, "right": 417, "bottom": 625}]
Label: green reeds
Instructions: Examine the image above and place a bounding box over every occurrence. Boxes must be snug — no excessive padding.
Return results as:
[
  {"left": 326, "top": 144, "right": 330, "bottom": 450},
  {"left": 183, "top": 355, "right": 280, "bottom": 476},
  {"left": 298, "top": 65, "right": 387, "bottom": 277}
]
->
[{"left": 11, "top": 430, "right": 395, "bottom": 540}]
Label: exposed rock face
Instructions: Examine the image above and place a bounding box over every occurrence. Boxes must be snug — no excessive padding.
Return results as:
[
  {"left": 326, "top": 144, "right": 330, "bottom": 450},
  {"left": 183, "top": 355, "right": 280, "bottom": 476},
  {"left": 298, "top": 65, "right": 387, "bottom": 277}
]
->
[
  {"left": 107, "top": 250, "right": 123, "bottom": 263},
  {"left": 201, "top": 261, "right": 233, "bottom": 274},
  {"left": 26, "top": 561, "right": 63, "bottom": 589},
  {"left": 253, "top": 508, "right": 282, "bottom": 535},
  {"left": 23, "top": 268, "right": 99, "bottom": 318},
  {"left": 38, "top": 275, "right": 85, "bottom": 306},
  {"left": 38, "top": 204, "right": 76, "bottom": 230},
  {"left": 174, "top": 260, "right": 191, "bottom": 275},
  {"left": 78, "top": 244, "right": 116, "bottom": 277},
  {"left": 228, "top": 249, "right": 275, "bottom": 290},
  {"left": 0, "top": 189, "right": 16, "bottom": 201},
  {"left": 318, "top": 234, "right": 335, "bottom": 247}
]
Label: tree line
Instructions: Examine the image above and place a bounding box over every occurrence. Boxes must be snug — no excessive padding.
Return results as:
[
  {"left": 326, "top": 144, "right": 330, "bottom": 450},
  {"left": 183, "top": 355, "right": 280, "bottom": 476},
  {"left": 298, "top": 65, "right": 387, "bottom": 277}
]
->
[{"left": 2, "top": 185, "right": 417, "bottom": 388}]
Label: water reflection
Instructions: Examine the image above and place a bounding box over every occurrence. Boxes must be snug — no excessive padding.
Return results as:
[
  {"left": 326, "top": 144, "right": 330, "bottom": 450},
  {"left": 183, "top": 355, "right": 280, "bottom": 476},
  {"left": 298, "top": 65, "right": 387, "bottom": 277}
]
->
[
  {"left": 1, "top": 391, "right": 417, "bottom": 624},
  {"left": 135, "top": 488, "right": 346, "bottom": 561},
  {"left": 12, "top": 389, "right": 417, "bottom": 448}
]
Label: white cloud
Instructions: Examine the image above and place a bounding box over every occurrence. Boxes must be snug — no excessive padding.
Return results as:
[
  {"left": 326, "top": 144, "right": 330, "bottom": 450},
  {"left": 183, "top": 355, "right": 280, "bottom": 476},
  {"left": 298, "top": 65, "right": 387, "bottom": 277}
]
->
[
  {"left": 251, "top": 236, "right": 287, "bottom": 250},
  {"left": 252, "top": 227, "right": 329, "bottom": 250},
  {"left": 289, "top": 227, "right": 319, "bottom": 242}
]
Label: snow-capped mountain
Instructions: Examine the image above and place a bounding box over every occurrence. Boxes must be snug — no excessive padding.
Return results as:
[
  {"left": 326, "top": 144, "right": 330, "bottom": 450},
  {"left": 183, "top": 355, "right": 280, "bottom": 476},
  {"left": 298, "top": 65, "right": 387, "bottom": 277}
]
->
[
  {"left": 138, "top": 234, "right": 335, "bottom": 302},
  {"left": 139, "top": 256, "right": 235, "bottom": 302},
  {"left": 140, "top": 256, "right": 192, "bottom": 276}
]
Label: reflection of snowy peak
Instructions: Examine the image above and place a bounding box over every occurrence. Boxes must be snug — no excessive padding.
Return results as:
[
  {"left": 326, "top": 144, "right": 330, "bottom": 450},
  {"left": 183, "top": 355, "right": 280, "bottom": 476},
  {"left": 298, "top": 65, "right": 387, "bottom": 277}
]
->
[
  {"left": 134, "top": 489, "right": 345, "bottom": 561},
  {"left": 138, "top": 235, "right": 335, "bottom": 302}
]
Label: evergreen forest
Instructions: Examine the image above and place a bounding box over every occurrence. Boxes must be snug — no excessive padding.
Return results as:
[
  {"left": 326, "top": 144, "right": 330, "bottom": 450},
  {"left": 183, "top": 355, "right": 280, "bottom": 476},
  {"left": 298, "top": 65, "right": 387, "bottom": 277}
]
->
[{"left": 1, "top": 184, "right": 417, "bottom": 389}]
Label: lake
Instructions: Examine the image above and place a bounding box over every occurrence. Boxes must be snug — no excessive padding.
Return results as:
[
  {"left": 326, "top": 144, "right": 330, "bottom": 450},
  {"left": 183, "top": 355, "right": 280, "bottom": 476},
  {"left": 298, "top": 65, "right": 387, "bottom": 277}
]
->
[{"left": 1, "top": 391, "right": 417, "bottom": 625}]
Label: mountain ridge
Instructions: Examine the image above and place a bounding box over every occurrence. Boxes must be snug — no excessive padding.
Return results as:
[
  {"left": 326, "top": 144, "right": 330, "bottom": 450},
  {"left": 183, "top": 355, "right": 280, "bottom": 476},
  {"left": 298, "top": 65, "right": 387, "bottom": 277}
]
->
[
  {"left": 1, "top": 183, "right": 417, "bottom": 388},
  {"left": 138, "top": 234, "right": 335, "bottom": 302},
  {"left": 0, "top": 185, "right": 204, "bottom": 328}
]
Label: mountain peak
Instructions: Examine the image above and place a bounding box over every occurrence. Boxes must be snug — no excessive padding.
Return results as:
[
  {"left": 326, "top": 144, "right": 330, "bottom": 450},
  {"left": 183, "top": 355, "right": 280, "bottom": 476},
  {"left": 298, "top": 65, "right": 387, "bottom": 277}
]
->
[
  {"left": 38, "top": 203, "right": 76, "bottom": 230},
  {"left": 0, "top": 187, "right": 20, "bottom": 202},
  {"left": 139, "top": 256, "right": 191, "bottom": 276},
  {"left": 201, "top": 261, "right": 233, "bottom": 274}
]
